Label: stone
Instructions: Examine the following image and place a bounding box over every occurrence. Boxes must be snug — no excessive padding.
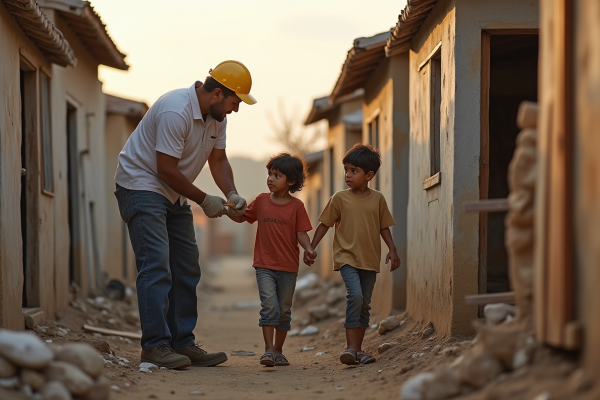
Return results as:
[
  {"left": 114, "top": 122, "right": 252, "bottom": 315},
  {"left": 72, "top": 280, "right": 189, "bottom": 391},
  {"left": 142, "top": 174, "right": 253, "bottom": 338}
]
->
[
  {"left": 378, "top": 342, "right": 397, "bottom": 355},
  {"left": 21, "top": 384, "right": 34, "bottom": 397},
  {"left": 458, "top": 346, "right": 504, "bottom": 388},
  {"left": 81, "top": 376, "right": 110, "bottom": 400},
  {"left": 21, "top": 368, "right": 46, "bottom": 391},
  {"left": 0, "top": 376, "right": 19, "bottom": 388},
  {"left": 378, "top": 316, "right": 400, "bottom": 335},
  {"left": 533, "top": 391, "right": 551, "bottom": 400},
  {"left": 484, "top": 304, "right": 517, "bottom": 325},
  {"left": 400, "top": 372, "right": 435, "bottom": 400},
  {"left": 422, "top": 366, "right": 461, "bottom": 400},
  {"left": 421, "top": 322, "right": 435, "bottom": 339},
  {"left": 124, "top": 312, "right": 139, "bottom": 325},
  {"left": 41, "top": 381, "right": 72, "bottom": 400},
  {"left": 439, "top": 346, "right": 459, "bottom": 356},
  {"left": 0, "top": 329, "right": 54, "bottom": 369},
  {"left": 432, "top": 345, "right": 441, "bottom": 354},
  {"left": 308, "top": 304, "right": 330, "bottom": 322},
  {"left": 55, "top": 344, "right": 104, "bottom": 378},
  {"left": 325, "top": 286, "right": 346, "bottom": 305},
  {"left": 299, "top": 325, "right": 319, "bottom": 336},
  {"left": 44, "top": 361, "right": 94, "bottom": 396},
  {"left": 0, "top": 354, "right": 16, "bottom": 378}
]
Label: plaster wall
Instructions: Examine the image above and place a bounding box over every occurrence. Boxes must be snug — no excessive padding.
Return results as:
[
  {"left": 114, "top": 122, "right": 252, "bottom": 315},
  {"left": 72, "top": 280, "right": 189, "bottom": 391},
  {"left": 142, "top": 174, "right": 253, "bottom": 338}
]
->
[
  {"left": 0, "top": 3, "right": 53, "bottom": 328},
  {"left": 363, "top": 53, "right": 410, "bottom": 314},
  {"left": 104, "top": 114, "right": 136, "bottom": 284},
  {"left": 407, "top": 0, "right": 538, "bottom": 334}
]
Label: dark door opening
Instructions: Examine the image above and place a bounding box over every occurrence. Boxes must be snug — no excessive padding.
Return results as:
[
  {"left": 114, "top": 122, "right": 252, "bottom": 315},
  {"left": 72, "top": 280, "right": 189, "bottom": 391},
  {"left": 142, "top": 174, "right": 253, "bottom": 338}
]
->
[
  {"left": 66, "top": 103, "right": 80, "bottom": 285},
  {"left": 483, "top": 33, "right": 539, "bottom": 293},
  {"left": 20, "top": 70, "right": 27, "bottom": 307}
]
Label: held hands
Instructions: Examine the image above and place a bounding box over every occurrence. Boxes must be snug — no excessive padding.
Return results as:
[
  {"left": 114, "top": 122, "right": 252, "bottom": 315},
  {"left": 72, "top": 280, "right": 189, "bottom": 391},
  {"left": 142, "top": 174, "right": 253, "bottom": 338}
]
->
[
  {"left": 200, "top": 193, "right": 227, "bottom": 218},
  {"left": 303, "top": 248, "right": 317, "bottom": 266},
  {"left": 226, "top": 191, "right": 247, "bottom": 216},
  {"left": 385, "top": 249, "right": 401, "bottom": 272}
]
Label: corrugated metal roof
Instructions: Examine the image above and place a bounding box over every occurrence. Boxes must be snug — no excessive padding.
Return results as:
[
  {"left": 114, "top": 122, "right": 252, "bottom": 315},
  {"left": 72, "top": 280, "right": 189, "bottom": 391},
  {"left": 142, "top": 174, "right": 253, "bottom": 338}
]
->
[
  {"left": 39, "top": 0, "right": 128, "bottom": 70},
  {"left": 2, "top": 0, "right": 77, "bottom": 67},
  {"left": 385, "top": 0, "right": 439, "bottom": 57},
  {"left": 304, "top": 88, "right": 363, "bottom": 125},
  {"left": 105, "top": 93, "right": 148, "bottom": 118},
  {"left": 329, "top": 31, "right": 390, "bottom": 103}
]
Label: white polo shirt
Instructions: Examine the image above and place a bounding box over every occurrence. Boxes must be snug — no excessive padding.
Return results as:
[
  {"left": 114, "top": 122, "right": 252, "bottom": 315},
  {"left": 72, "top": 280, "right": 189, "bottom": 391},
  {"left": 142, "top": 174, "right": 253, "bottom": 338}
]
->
[{"left": 115, "top": 82, "right": 226, "bottom": 204}]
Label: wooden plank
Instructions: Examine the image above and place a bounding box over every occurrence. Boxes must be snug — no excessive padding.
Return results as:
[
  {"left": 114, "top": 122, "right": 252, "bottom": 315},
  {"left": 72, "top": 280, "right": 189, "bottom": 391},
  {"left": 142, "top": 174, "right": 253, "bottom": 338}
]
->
[
  {"left": 464, "top": 198, "right": 509, "bottom": 213},
  {"left": 479, "top": 31, "right": 491, "bottom": 299},
  {"left": 83, "top": 324, "right": 142, "bottom": 340},
  {"left": 422, "top": 172, "right": 441, "bottom": 190},
  {"left": 465, "top": 292, "right": 515, "bottom": 306}
]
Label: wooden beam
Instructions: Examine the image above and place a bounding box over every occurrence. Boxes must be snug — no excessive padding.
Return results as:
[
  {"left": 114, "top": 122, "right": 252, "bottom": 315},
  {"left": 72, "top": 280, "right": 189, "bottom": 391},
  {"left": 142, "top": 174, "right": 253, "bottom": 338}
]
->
[
  {"left": 465, "top": 292, "right": 515, "bottom": 306},
  {"left": 464, "top": 198, "right": 509, "bottom": 213},
  {"left": 83, "top": 324, "right": 142, "bottom": 340}
]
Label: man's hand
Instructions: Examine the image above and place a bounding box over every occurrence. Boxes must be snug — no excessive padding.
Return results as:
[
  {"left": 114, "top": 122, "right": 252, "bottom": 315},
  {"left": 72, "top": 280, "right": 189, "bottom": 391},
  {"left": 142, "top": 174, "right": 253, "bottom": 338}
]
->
[
  {"left": 385, "top": 249, "right": 401, "bottom": 272},
  {"left": 227, "top": 191, "right": 247, "bottom": 216},
  {"left": 303, "top": 249, "right": 317, "bottom": 266},
  {"left": 200, "top": 194, "right": 227, "bottom": 218}
]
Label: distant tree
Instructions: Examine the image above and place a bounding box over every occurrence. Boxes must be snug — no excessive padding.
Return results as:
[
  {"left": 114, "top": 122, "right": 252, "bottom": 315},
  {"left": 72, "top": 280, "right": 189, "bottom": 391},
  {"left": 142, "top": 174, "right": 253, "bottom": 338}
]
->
[{"left": 267, "top": 100, "right": 323, "bottom": 156}]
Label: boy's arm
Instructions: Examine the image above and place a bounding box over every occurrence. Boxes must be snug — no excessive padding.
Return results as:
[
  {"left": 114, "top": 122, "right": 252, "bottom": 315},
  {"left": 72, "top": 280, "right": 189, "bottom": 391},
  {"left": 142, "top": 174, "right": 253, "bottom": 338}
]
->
[
  {"left": 311, "top": 223, "right": 330, "bottom": 249},
  {"left": 226, "top": 214, "right": 246, "bottom": 223},
  {"left": 380, "top": 227, "right": 401, "bottom": 272},
  {"left": 297, "top": 232, "right": 316, "bottom": 265}
]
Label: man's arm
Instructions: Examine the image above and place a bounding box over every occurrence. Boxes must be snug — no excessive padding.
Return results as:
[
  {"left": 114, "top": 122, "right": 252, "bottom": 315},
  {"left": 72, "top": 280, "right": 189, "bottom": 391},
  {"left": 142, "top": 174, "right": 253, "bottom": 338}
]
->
[
  {"left": 156, "top": 151, "right": 207, "bottom": 204},
  {"left": 207, "top": 148, "right": 237, "bottom": 196}
]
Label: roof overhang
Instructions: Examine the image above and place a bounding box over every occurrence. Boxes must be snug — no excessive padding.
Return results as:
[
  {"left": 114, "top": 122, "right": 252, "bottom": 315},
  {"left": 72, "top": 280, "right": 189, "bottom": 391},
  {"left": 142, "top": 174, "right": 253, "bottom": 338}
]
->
[
  {"left": 385, "top": 0, "right": 439, "bottom": 57},
  {"left": 2, "top": 0, "right": 76, "bottom": 67},
  {"left": 105, "top": 93, "right": 148, "bottom": 118},
  {"left": 303, "top": 150, "right": 324, "bottom": 166},
  {"left": 304, "top": 88, "right": 363, "bottom": 126},
  {"left": 341, "top": 108, "right": 363, "bottom": 131},
  {"left": 329, "top": 31, "right": 390, "bottom": 103},
  {"left": 39, "top": 0, "right": 128, "bottom": 70}
]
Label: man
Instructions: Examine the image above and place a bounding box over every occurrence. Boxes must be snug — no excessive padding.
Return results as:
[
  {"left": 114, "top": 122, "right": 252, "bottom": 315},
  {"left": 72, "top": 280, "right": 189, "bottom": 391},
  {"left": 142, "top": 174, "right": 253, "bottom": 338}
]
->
[{"left": 114, "top": 61, "right": 256, "bottom": 369}]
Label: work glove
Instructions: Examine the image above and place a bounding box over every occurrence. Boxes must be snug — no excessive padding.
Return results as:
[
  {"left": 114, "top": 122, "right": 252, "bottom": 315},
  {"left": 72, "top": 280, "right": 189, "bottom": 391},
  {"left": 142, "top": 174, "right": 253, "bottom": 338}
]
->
[
  {"left": 226, "top": 191, "right": 247, "bottom": 216},
  {"left": 200, "top": 193, "right": 227, "bottom": 218}
]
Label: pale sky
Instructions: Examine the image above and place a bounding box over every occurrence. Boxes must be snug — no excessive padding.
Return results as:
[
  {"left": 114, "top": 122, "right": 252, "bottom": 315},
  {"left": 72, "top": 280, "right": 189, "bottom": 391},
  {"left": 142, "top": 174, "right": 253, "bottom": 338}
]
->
[{"left": 95, "top": 0, "right": 406, "bottom": 160}]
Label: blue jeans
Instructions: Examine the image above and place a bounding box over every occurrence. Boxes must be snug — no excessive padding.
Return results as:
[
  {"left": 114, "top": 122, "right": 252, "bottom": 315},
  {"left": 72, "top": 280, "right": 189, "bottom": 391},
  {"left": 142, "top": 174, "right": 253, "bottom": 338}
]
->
[
  {"left": 340, "top": 265, "right": 377, "bottom": 329},
  {"left": 255, "top": 268, "right": 298, "bottom": 331},
  {"left": 115, "top": 185, "right": 200, "bottom": 351}
]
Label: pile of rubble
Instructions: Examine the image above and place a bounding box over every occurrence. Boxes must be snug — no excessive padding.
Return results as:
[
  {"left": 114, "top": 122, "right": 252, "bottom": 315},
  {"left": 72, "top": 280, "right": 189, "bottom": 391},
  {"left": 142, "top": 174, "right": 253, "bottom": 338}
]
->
[
  {"left": 293, "top": 273, "right": 346, "bottom": 324},
  {"left": 0, "top": 329, "right": 109, "bottom": 400}
]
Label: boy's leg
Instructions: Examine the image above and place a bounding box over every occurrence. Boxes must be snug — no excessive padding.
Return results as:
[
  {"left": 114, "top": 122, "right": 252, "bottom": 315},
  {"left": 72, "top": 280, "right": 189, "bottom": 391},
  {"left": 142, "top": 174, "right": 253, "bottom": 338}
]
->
[
  {"left": 356, "top": 269, "right": 377, "bottom": 363},
  {"left": 340, "top": 265, "right": 365, "bottom": 352},
  {"left": 255, "top": 268, "right": 281, "bottom": 354},
  {"left": 274, "top": 271, "right": 297, "bottom": 353}
]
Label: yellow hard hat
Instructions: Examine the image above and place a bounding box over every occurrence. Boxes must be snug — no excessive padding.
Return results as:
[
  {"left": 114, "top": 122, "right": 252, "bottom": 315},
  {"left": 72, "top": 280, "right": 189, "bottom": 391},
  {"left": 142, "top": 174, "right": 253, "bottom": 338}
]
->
[{"left": 209, "top": 60, "right": 257, "bottom": 105}]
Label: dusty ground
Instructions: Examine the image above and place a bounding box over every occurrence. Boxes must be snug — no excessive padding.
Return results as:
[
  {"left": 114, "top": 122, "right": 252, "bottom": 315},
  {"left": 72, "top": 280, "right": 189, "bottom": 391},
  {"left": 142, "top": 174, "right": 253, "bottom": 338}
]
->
[{"left": 11, "top": 256, "right": 599, "bottom": 400}]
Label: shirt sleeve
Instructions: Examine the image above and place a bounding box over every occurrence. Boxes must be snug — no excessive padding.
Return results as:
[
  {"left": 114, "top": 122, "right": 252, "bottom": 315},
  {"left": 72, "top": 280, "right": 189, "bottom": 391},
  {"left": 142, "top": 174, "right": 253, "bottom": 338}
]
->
[
  {"left": 318, "top": 194, "right": 340, "bottom": 227},
  {"left": 379, "top": 195, "right": 396, "bottom": 229},
  {"left": 295, "top": 202, "right": 313, "bottom": 232},
  {"left": 214, "top": 118, "right": 227, "bottom": 150},
  {"left": 155, "top": 111, "right": 188, "bottom": 159},
  {"left": 243, "top": 197, "right": 258, "bottom": 224}
]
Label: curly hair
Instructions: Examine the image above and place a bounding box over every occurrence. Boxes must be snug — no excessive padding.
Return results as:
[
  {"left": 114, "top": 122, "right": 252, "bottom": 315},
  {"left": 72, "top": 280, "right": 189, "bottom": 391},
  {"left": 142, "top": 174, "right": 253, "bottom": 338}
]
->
[{"left": 266, "top": 153, "right": 307, "bottom": 193}]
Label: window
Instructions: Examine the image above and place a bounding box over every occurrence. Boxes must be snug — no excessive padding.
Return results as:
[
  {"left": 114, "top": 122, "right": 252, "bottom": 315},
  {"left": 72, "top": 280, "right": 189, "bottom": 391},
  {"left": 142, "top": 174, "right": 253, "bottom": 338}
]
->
[
  {"left": 430, "top": 54, "right": 441, "bottom": 176},
  {"left": 40, "top": 72, "right": 54, "bottom": 193},
  {"left": 368, "top": 116, "right": 379, "bottom": 189}
]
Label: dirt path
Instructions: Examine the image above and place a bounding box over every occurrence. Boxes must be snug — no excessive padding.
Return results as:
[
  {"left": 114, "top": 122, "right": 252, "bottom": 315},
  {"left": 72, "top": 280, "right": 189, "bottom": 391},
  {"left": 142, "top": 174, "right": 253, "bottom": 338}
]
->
[{"left": 110, "top": 256, "right": 400, "bottom": 400}]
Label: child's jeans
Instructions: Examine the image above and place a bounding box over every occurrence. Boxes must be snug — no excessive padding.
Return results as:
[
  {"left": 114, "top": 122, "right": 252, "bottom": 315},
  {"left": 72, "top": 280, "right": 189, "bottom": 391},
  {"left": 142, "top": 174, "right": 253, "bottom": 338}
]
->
[
  {"left": 340, "top": 265, "right": 377, "bottom": 329},
  {"left": 255, "top": 267, "right": 298, "bottom": 331}
]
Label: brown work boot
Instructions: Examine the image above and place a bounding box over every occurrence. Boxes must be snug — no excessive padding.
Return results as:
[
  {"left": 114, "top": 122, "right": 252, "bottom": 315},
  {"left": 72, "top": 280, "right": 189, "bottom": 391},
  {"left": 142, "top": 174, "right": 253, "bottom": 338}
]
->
[
  {"left": 141, "top": 343, "right": 191, "bottom": 369},
  {"left": 176, "top": 344, "right": 228, "bottom": 367}
]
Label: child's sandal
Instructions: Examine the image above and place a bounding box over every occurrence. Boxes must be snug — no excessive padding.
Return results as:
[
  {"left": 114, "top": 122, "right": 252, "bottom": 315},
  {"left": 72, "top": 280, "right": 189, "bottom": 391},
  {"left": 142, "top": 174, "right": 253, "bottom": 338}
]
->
[
  {"left": 260, "top": 352, "right": 275, "bottom": 367},
  {"left": 339, "top": 349, "right": 359, "bottom": 365},
  {"left": 274, "top": 353, "right": 289, "bottom": 366},
  {"left": 357, "top": 351, "right": 376, "bottom": 364}
]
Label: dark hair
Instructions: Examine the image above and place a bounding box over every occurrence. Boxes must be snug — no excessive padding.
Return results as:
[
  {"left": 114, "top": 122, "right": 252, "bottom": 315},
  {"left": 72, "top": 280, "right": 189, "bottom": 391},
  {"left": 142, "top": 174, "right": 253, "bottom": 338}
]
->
[
  {"left": 202, "top": 76, "right": 236, "bottom": 98},
  {"left": 266, "top": 153, "right": 307, "bottom": 193},
  {"left": 342, "top": 144, "right": 381, "bottom": 175}
]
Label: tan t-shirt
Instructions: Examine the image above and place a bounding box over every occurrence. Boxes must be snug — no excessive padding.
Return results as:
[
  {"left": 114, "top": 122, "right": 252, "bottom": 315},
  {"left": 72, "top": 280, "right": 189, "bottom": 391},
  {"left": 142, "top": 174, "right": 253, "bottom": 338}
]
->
[{"left": 318, "top": 189, "right": 395, "bottom": 273}]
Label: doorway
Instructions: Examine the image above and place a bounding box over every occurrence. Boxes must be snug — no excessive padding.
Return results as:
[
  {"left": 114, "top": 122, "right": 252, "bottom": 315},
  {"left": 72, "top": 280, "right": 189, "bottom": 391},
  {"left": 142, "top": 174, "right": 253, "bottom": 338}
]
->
[
  {"left": 66, "top": 103, "right": 81, "bottom": 285},
  {"left": 480, "top": 32, "right": 539, "bottom": 294}
]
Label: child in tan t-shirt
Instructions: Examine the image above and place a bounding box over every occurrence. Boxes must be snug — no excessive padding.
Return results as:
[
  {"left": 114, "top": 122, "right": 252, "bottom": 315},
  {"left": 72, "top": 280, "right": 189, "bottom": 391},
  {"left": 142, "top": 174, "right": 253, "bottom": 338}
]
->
[{"left": 306, "top": 144, "right": 401, "bottom": 365}]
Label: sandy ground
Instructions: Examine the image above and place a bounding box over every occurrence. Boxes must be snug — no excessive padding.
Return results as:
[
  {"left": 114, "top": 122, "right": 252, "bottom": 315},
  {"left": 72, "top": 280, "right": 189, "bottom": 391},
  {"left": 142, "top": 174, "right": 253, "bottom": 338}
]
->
[{"left": 7, "top": 255, "right": 597, "bottom": 400}]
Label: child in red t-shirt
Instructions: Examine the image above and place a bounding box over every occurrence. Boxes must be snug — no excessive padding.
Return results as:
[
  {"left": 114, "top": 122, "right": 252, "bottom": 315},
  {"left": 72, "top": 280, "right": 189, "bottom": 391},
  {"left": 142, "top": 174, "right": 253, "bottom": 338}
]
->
[{"left": 227, "top": 153, "right": 315, "bottom": 367}]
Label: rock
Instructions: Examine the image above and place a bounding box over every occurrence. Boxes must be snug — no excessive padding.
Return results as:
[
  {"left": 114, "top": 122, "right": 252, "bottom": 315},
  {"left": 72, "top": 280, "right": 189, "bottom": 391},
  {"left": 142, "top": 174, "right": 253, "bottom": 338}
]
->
[
  {"left": 44, "top": 361, "right": 94, "bottom": 396},
  {"left": 308, "top": 304, "right": 330, "bottom": 322},
  {"left": 378, "top": 316, "right": 400, "bottom": 335},
  {"left": 432, "top": 345, "right": 441, "bottom": 354},
  {"left": 484, "top": 304, "right": 517, "bottom": 325},
  {"left": 0, "top": 376, "right": 19, "bottom": 388},
  {"left": 458, "top": 346, "right": 504, "bottom": 388},
  {"left": 378, "top": 342, "right": 397, "bottom": 355},
  {"left": 41, "top": 381, "right": 72, "bottom": 400},
  {"left": 421, "top": 322, "right": 435, "bottom": 339},
  {"left": 400, "top": 372, "right": 435, "bottom": 400},
  {"left": 299, "top": 325, "right": 319, "bottom": 336},
  {"left": 325, "top": 286, "right": 346, "bottom": 305},
  {"left": 533, "top": 391, "right": 551, "bottom": 400},
  {"left": 81, "top": 376, "right": 110, "bottom": 400},
  {"left": 22, "top": 383, "right": 34, "bottom": 397},
  {"left": 422, "top": 366, "right": 461, "bottom": 400},
  {"left": 0, "top": 329, "right": 54, "bottom": 369},
  {"left": 439, "top": 346, "right": 459, "bottom": 356},
  {"left": 21, "top": 368, "right": 45, "bottom": 391},
  {"left": 288, "top": 329, "right": 300, "bottom": 337},
  {"left": 55, "top": 344, "right": 103, "bottom": 378},
  {"left": 0, "top": 354, "right": 16, "bottom": 378},
  {"left": 295, "top": 288, "right": 321, "bottom": 304},
  {"left": 512, "top": 348, "right": 529, "bottom": 369},
  {"left": 124, "top": 312, "right": 139, "bottom": 325}
]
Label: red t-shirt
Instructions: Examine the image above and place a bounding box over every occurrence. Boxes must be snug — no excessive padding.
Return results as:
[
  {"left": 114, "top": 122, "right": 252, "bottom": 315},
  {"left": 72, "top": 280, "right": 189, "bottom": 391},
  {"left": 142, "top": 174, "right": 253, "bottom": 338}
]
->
[{"left": 243, "top": 193, "right": 313, "bottom": 273}]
